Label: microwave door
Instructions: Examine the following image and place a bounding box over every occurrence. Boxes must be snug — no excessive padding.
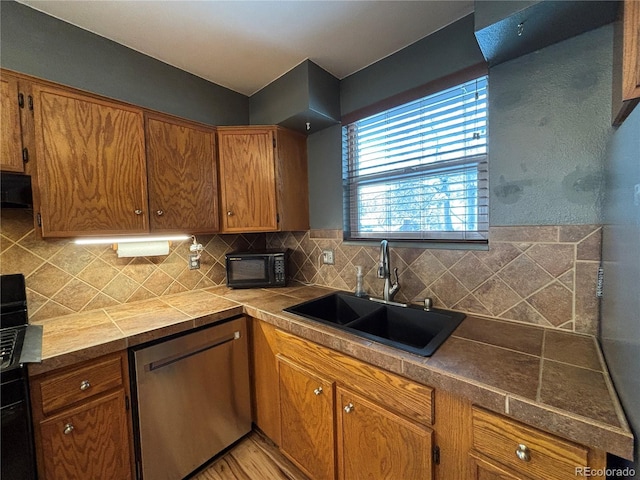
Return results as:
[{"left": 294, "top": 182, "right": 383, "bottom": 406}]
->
[{"left": 228, "top": 258, "right": 268, "bottom": 285}]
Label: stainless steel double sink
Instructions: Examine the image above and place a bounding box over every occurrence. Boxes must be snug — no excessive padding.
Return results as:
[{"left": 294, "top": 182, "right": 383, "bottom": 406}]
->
[{"left": 284, "top": 292, "right": 465, "bottom": 357}]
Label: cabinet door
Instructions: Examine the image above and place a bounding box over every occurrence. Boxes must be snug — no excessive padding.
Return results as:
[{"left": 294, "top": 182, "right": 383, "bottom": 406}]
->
[
  {"left": 1, "top": 74, "right": 24, "bottom": 172},
  {"left": 145, "top": 114, "right": 219, "bottom": 233},
  {"left": 469, "top": 453, "right": 533, "bottom": 480},
  {"left": 217, "top": 127, "right": 277, "bottom": 232},
  {"left": 274, "top": 128, "right": 309, "bottom": 231},
  {"left": 33, "top": 84, "right": 147, "bottom": 237},
  {"left": 336, "top": 387, "right": 433, "bottom": 480},
  {"left": 39, "top": 390, "right": 132, "bottom": 480},
  {"left": 278, "top": 356, "right": 336, "bottom": 480}
]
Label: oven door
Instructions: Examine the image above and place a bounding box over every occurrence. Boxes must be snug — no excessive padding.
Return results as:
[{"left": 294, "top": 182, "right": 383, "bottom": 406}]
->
[{"left": 1, "top": 374, "right": 37, "bottom": 480}]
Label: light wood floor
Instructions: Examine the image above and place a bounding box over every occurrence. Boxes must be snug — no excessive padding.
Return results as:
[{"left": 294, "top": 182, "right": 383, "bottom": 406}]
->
[{"left": 190, "top": 431, "right": 309, "bottom": 480}]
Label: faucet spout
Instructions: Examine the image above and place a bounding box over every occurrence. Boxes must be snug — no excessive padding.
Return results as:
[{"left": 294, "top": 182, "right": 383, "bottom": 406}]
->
[{"left": 377, "top": 240, "right": 400, "bottom": 301}]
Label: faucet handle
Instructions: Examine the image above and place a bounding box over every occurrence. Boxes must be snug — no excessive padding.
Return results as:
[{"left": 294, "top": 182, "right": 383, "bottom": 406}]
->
[{"left": 392, "top": 267, "right": 400, "bottom": 285}]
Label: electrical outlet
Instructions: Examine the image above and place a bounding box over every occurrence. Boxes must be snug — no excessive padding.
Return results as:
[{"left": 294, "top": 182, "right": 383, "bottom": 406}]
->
[
  {"left": 189, "top": 253, "right": 200, "bottom": 270},
  {"left": 322, "top": 249, "right": 335, "bottom": 265}
]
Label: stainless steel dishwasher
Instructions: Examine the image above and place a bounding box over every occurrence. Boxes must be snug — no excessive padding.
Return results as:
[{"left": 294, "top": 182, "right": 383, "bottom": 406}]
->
[{"left": 130, "top": 316, "right": 251, "bottom": 480}]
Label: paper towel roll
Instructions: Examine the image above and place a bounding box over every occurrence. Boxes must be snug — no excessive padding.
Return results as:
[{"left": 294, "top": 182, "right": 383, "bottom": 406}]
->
[{"left": 116, "top": 241, "right": 170, "bottom": 258}]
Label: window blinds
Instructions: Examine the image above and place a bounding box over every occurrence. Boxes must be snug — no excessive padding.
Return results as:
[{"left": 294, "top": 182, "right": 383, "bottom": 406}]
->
[{"left": 342, "top": 76, "right": 488, "bottom": 242}]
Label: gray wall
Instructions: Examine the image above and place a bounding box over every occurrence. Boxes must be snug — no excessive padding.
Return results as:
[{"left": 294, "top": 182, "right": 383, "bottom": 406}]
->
[
  {"left": 0, "top": 1, "right": 248, "bottom": 126},
  {"left": 488, "top": 25, "right": 612, "bottom": 225},
  {"left": 601, "top": 105, "right": 640, "bottom": 477},
  {"left": 340, "top": 14, "right": 484, "bottom": 117},
  {"left": 308, "top": 20, "right": 613, "bottom": 229}
]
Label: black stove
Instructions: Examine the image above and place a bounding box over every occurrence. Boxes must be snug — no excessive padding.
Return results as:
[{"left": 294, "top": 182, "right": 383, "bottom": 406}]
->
[{"left": 1, "top": 273, "right": 37, "bottom": 480}]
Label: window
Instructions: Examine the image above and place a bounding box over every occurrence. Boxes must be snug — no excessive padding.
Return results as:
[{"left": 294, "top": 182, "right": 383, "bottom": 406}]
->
[{"left": 342, "top": 76, "right": 488, "bottom": 243}]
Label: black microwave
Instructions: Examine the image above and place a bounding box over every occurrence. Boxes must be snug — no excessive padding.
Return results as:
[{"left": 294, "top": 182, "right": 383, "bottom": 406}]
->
[{"left": 225, "top": 250, "right": 289, "bottom": 288}]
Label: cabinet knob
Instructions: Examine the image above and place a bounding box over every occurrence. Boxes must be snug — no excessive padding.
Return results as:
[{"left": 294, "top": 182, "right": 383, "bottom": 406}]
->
[
  {"left": 156, "top": 209, "right": 164, "bottom": 216},
  {"left": 79, "top": 380, "right": 91, "bottom": 391},
  {"left": 227, "top": 211, "right": 234, "bottom": 216},
  {"left": 515, "top": 444, "right": 531, "bottom": 462},
  {"left": 63, "top": 423, "right": 74, "bottom": 435},
  {"left": 313, "top": 387, "right": 323, "bottom": 396},
  {"left": 134, "top": 209, "right": 143, "bottom": 215},
  {"left": 343, "top": 403, "right": 354, "bottom": 414}
]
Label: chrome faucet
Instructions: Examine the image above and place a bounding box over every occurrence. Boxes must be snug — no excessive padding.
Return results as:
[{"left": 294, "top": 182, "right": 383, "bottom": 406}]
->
[{"left": 377, "top": 240, "right": 400, "bottom": 301}]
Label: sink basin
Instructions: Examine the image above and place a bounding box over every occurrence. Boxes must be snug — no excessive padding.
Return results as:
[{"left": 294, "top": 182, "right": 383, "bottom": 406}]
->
[
  {"left": 284, "top": 293, "right": 465, "bottom": 357},
  {"left": 283, "top": 292, "right": 381, "bottom": 325}
]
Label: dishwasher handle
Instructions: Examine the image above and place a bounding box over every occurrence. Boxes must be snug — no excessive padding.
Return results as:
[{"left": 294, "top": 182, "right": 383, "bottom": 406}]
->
[{"left": 146, "top": 331, "right": 241, "bottom": 372}]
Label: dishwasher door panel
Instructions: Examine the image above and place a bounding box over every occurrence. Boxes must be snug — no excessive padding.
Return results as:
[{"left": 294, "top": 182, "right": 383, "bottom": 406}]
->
[{"left": 132, "top": 317, "right": 251, "bottom": 480}]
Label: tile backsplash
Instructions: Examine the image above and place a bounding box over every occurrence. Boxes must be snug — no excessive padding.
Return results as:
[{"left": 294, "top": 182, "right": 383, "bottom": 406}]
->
[
  {"left": 1, "top": 209, "right": 601, "bottom": 334},
  {"left": 0, "top": 209, "right": 265, "bottom": 321},
  {"left": 267, "top": 225, "right": 602, "bottom": 335}
]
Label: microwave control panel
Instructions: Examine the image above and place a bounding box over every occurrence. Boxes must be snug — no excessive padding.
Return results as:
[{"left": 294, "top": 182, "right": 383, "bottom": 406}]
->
[{"left": 274, "top": 256, "right": 286, "bottom": 284}]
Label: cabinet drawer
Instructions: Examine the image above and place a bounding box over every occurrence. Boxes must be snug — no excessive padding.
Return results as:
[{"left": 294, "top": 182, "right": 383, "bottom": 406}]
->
[
  {"left": 471, "top": 407, "right": 589, "bottom": 480},
  {"left": 38, "top": 356, "right": 124, "bottom": 415}
]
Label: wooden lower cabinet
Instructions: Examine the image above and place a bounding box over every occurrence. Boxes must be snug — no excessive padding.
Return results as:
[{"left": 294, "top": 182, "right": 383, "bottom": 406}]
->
[
  {"left": 30, "top": 351, "right": 134, "bottom": 480},
  {"left": 471, "top": 407, "right": 606, "bottom": 480},
  {"left": 469, "top": 453, "right": 533, "bottom": 480},
  {"left": 278, "top": 356, "right": 336, "bottom": 480},
  {"left": 251, "top": 319, "right": 608, "bottom": 480},
  {"left": 337, "top": 387, "right": 433, "bottom": 480},
  {"left": 39, "top": 390, "right": 131, "bottom": 479}
]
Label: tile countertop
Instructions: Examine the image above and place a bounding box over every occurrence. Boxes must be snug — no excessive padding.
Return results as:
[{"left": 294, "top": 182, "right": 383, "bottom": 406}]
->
[{"left": 29, "top": 284, "right": 634, "bottom": 461}]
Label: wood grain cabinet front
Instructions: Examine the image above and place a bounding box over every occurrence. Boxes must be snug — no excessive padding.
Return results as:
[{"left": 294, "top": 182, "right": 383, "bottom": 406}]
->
[
  {"left": 278, "top": 356, "right": 336, "bottom": 480},
  {"left": 251, "top": 324, "right": 435, "bottom": 480},
  {"left": 470, "top": 407, "right": 605, "bottom": 480},
  {"left": 0, "top": 73, "right": 27, "bottom": 172},
  {"left": 217, "top": 126, "right": 309, "bottom": 233},
  {"left": 32, "top": 83, "right": 148, "bottom": 237},
  {"left": 145, "top": 113, "right": 219, "bottom": 233},
  {"left": 613, "top": 0, "right": 640, "bottom": 125},
  {"left": 337, "top": 387, "right": 433, "bottom": 480},
  {"left": 30, "top": 351, "right": 134, "bottom": 480}
]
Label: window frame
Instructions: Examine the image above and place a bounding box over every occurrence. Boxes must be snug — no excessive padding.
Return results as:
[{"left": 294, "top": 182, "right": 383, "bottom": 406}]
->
[{"left": 342, "top": 70, "right": 489, "bottom": 245}]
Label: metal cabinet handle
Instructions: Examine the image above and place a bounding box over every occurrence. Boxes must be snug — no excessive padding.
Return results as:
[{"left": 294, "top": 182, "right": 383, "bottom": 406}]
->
[
  {"left": 79, "top": 380, "right": 91, "bottom": 391},
  {"left": 344, "top": 403, "right": 354, "bottom": 414},
  {"left": 313, "top": 387, "right": 323, "bottom": 396},
  {"left": 156, "top": 210, "right": 164, "bottom": 216},
  {"left": 63, "top": 423, "right": 74, "bottom": 435},
  {"left": 227, "top": 211, "right": 234, "bottom": 216},
  {"left": 134, "top": 209, "right": 143, "bottom": 215},
  {"left": 515, "top": 444, "right": 531, "bottom": 462}
]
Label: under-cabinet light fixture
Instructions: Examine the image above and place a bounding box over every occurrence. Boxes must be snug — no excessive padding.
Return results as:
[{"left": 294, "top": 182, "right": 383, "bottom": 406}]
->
[{"left": 74, "top": 234, "right": 191, "bottom": 245}]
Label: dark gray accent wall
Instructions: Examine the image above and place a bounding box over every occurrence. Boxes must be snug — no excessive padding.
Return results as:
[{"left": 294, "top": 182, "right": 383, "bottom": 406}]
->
[
  {"left": 340, "top": 14, "right": 485, "bottom": 117},
  {"left": 0, "top": 1, "right": 248, "bottom": 126},
  {"left": 310, "top": 17, "right": 614, "bottom": 230},
  {"left": 488, "top": 24, "right": 612, "bottom": 226},
  {"left": 601, "top": 105, "right": 640, "bottom": 478}
]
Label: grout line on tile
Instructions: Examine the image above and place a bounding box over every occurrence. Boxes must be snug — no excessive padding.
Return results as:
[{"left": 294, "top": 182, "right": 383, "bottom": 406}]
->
[
  {"left": 449, "top": 334, "right": 542, "bottom": 359},
  {"left": 536, "top": 331, "right": 546, "bottom": 402}
]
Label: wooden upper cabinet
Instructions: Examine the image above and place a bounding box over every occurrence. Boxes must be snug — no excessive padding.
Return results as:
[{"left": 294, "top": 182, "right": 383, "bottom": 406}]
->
[
  {"left": 275, "top": 127, "right": 309, "bottom": 232},
  {"left": 217, "top": 126, "right": 309, "bottom": 233},
  {"left": 33, "top": 84, "right": 148, "bottom": 237},
  {"left": 1, "top": 74, "right": 26, "bottom": 172},
  {"left": 218, "top": 127, "right": 278, "bottom": 232},
  {"left": 613, "top": 0, "right": 640, "bottom": 125},
  {"left": 145, "top": 114, "right": 218, "bottom": 233}
]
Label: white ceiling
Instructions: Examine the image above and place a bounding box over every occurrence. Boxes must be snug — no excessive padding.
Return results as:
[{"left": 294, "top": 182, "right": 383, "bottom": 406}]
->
[{"left": 17, "top": 1, "right": 474, "bottom": 96}]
